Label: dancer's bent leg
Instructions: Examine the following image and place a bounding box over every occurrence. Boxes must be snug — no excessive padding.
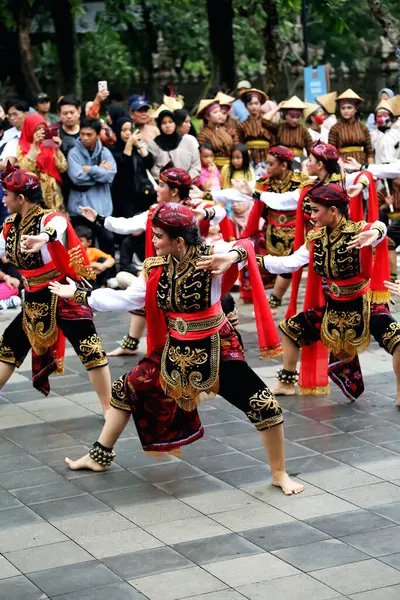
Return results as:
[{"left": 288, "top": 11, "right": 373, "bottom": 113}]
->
[
  {"left": 108, "top": 313, "right": 146, "bottom": 357},
  {"left": 218, "top": 360, "right": 304, "bottom": 495}
]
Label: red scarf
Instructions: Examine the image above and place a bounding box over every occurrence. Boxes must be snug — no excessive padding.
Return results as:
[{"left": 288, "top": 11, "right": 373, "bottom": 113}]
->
[
  {"left": 18, "top": 114, "right": 62, "bottom": 184},
  {"left": 145, "top": 239, "right": 282, "bottom": 359}
]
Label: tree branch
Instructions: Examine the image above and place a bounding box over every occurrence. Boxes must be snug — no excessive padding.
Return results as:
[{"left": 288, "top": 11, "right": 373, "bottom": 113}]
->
[{"left": 367, "top": 0, "right": 400, "bottom": 48}]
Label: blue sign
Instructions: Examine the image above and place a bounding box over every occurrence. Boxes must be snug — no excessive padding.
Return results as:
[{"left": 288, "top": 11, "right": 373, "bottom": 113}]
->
[{"left": 304, "top": 66, "right": 328, "bottom": 102}]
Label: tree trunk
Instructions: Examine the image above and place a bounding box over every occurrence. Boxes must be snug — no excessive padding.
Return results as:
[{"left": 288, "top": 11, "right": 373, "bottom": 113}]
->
[
  {"left": 206, "top": 0, "right": 235, "bottom": 90},
  {"left": 49, "top": 0, "right": 81, "bottom": 97},
  {"left": 367, "top": 0, "right": 400, "bottom": 48},
  {"left": 262, "top": 0, "right": 283, "bottom": 96},
  {"left": 17, "top": 0, "right": 41, "bottom": 96}
]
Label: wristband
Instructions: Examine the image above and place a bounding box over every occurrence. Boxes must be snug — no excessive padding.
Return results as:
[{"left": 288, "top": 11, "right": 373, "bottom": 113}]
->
[
  {"left": 74, "top": 288, "right": 91, "bottom": 307},
  {"left": 371, "top": 223, "right": 385, "bottom": 240},
  {"left": 252, "top": 191, "right": 261, "bottom": 201},
  {"left": 203, "top": 207, "right": 216, "bottom": 221},
  {"left": 42, "top": 226, "right": 57, "bottom": 242},
  {"left": 94, "top": 214, "right": 106, "bottom": 228},
  {"left": 229, "top": 245, "right": 247, "bottom": 263}
]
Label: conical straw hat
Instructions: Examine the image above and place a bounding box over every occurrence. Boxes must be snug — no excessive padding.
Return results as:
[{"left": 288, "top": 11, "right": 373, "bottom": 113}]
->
[
  {"left": 375, "top": 98, "right": 393, "bottom": 114},
  {"left": 153, "top": 104, "right": 171, "bottom": 119},
  {"left": 197, "top": 99, "right": 219, "bottom": 119},
  {"left": 388, "top": 95, "right": 400, "bottom": 117},
  {"left": 163, "top": 95, "right": 184, "bottom": 111},
  {"left": 304, "top": 102, "right": 321, "bottom": 121},
  {"left": 238, "top": 88, "right": 267, "bottom": 104},
  {"left": 281, "top": 95, "right": 306, "bottom": 110},
  {"left": 214, "top": 92, "right": 235, "bottom": 106},
  {"left": 316, "top": 91, "right": 337, "bottom": 114},
  {"left": 337, "top": 89, "right": 364, "bottom": 103}
]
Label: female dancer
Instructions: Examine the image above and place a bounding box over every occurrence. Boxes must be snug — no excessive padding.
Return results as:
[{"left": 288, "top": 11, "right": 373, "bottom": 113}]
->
[{"left": 50, "top": 202, "right": 304, "bottom": 496}]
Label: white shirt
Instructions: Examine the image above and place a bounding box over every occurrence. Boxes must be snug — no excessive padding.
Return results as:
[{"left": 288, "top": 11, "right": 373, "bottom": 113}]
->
[
  {"left": 0, "top": 214, "right": 67, "bottom": 264},
  {"left": 87, "top": 240, "right": 244, "bottom": 312}
]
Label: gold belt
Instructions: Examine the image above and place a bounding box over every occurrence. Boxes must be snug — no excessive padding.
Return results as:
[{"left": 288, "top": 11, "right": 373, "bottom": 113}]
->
[
  {"left": 21, "top": 268, "right": 62, "bottom": 290},
  {"left": 246, "top": 140, "right": 270, "bottom": 149},
  {"left": 340, "top": 146, "right": 363, "bottom": 153},
  {"left": 214, "top": 157, "right": 230, "bottom": 167},
  {"left": 168, "top": 312, "right": 226, "bottom": 336},
  {"left": 327, "top": 280, "right": 369, "bottom": 297}
]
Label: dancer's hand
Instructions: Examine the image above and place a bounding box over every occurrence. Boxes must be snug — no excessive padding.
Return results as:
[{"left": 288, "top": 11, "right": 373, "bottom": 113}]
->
[
  {"left": 196, "top": 252, "right": 237, "bottom": 275},
  {"left": 231, "top": 180, "right": 252, "bottom": 196},
  {"left": 348, "top": 229, "right": 379, "bottom": 249},
  {"left": 79, "top": 206, "right": 97, "bottom": 222},
  {"left": 48, "top": 277, "right": 77, "bottom": 300},
  {"left": 385, "top": 280, "right": 400, "bottom": 298},
  {"left": 20, "top": 233, "right": 48, "bottom": 253},
  {"left": 189, "top": 185, "right": 204, "bottom": 200},
  {"left": 4, "top": 275, "right": 20, "bottom": 289},
  {"left": 341, "top": 157, "right": 362, "bottom": 172},
  {"left": 347, "top": 182, "right": 363, "bottom": 198}
]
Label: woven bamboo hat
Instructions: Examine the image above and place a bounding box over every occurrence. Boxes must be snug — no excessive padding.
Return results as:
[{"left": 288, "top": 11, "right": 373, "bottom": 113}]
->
[
  {"left": 316, "top": 91, "right": 337, "bottom": 114},
  {"left": 281, "top": 95, "right": 306, "bottom": 110},
  {"left": 388, "top": 95, "right": 400, "bottom": 117},
  {"left": 239, "top": 88, "right": 267, "bottom": 105},
  {"left": 374, "top": 99, "right": 393, "bottom": 115},
  {"left": 304, "top": 102, "right": 322, "bottom": 121},
  {"left": 163, "top": 95, "right": 184, "bottom": 111},
  {"left": 197, "top": 99, "right": 220, "bottom": 119},
  {"left": 214, "top": 92, "right": 235, "bottom": 106},
  {"left": 337, "top": 89, "right": 364, "bottom": 103}
]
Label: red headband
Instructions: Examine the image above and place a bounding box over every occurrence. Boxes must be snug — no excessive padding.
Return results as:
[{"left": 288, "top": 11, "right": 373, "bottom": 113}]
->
[
  {"left": 0, "top": 162, "right": 40, "bottom": 192},
  {"left": 160, "top": 167, "right": 193, "bottom": 191},
  {"left": 152, "top": 202, "right": 197, "bottom": 232},
  {"left": 204, "top": 103, "right": 220, "bottom": 117},
  {"left": 269, "top": 145, "right": 294, "bottom": 162},
  {"left": 311, "top": 141, "right": 339, "bottom": 162},
  {"left": 307, "top": 182, "right": 349, "bottom": 206}
]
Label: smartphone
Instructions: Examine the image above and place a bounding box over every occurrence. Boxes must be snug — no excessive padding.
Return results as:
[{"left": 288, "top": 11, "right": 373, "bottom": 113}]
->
[
  {"left": 42, "top": 124, "right": 60, "bottom": 148},
  {"left": 98, "top": 80, "right": 108, "bottom": 92}
]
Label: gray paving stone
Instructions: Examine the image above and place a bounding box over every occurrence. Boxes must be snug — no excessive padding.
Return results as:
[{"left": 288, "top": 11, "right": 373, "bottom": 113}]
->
[
  {"left": 30, "top": 444, "right": 89, "bottom": 467},
  {"left": 369, "top": 501, "right": 400, "bottom": 524},
  {"left": 380, "top": 553, "right": 400, "bottom": 571},
  {"left": 281, "top": 422, "right": 339, "bottom": 441},
  {"left": 183, "top": 452, "right": 261, "bottom": 475},
  {"left": 0, "top": 466, "right": 63, "bottom": 490},
  {"left": 27, "top": 560, "right": 121, "bottom": 596},
  {"left": 327, "top": 445, "right": 398, "bottom": 466},
  {"left": 300, "top": 404, "right": 364, "bottom": 422},
  {"left": 0, "top": 438, "right": 25, "bottom": 456},
  {"left": 0, "top": 522, "right": 68, "bottom": 553},
  {"left": 0, "top": 453, "right": 43, "bottom": 473},
  {"left": 240, "top": 520, "right": 331, "bottom": 551},
  {"left": 323, "top": 415, "right": 383, "bottom": 433},
  {"left": 156, "top": 474, "right": 232, "bottom": 497},
  {"left": 0, "top": 490, "right": 23, "bottom": 510},
  {"left": 351, "top": 424, "right": 400, "bottom": 444},
  {"left": 341, "top": 526, "right": 400, "bottom": 557},
  {"left": 305, "top": 509, "right": 397, "bottom": 537},
  {"left": 53, "top": 582, "right": 148, "bottom": 600},
  {"left": 311, "top": 558, "right": 400, "bottom": 595},
  {"left": 300, "top": 433, "right": 370, "bottom": 454},
  {"left": 29, "top": 494, "right": 111, "bottom": 522},
  {"left": 73, "top": 470, "right": 144, "bottom": 493},
  {"left": 206, "top": 465, "right": 273, "bottom": 488},
  {"left": 246, "top": 440, "right": 318, "bottom": 461},
  {"left": 237, "top": 573, "right": 343, "bottom": 600},
  {"left": 0, "top": 575, "right": 48, "bottom": 600},
  {"left": 94, "top": 483, "right": 171, "bottom": 507},
  {"left": 10, "top": 480, "right": 85, "bottom": 505},
  {"left": 5, "top": 540, "right": 93, "bottom": 573},
  {"left": 205, "top": 420, "right": 255, "bottom": 438},
  {"left": 335, "top": 482, "right": 400, "bottom": 508},
  {"left": 349, "top": 585, "right": 400, "bottom": 600},
  {"left": 285, "top": 454, "right": 342, "bottom": 476},
  {"left": 273, "top": 538, "right": 369, "bottom": 571},
  {"left": 2, "top": 422, "right": 58, "bottom": 442},
  {"left": 131, "top": 461, "right": 204, "bottom": 483},
  {"left": 0, "top": 506, "right": 44, "bottom": 530},
  {"left": 102, "top": 546, "right": 193, "bottom": 579},
  {"left": 198, "top": 408, "right": 242, "bottom": 425}
]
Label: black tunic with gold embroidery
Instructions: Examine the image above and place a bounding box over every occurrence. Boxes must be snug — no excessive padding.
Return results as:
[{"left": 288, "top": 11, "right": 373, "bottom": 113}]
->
[{"left": 0, "top": 205, "right": 107, "bottom": 389}]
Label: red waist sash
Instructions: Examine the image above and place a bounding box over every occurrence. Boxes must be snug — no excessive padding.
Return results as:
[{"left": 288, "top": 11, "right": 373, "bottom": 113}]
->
[
  {"left": 166, "top": 302, "right": 227, "bottom": 341},
  {"left": 325, "top": 275, "right": 370, "bottom": 301},
  {"left": 20, "top": 262, "right": 63, "bottom": 292},
  {"left": 268, "top": 208, "right": 297, "bottom": 228}
]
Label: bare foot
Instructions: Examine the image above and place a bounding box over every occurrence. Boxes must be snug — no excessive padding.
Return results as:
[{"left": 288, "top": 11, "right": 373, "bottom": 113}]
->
[
  {"left": 272, "top": 381, "right": 296, "bottom": 396},
  {"left": 65, "top": 454, "right": 106, "bottom": 472},
  {"left": 107, "top": 346, "right": 139, "bottom": 357},
  {"left": 272, "top": 472, "right": 304, "bottom": 496}
]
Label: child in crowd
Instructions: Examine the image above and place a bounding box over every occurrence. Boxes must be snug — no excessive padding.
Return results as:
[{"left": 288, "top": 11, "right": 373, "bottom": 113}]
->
[
  {"left": 198, "top": 143, "right": 221, "bottom": 191},
  {"left": 205, "top": 223, "right": 223, "bottom": 245},
  {"left": 220, "top": 144, "right": 255, "bottom": 189},
  {"left": 0, "top": 258, "right": 21, "bottom": 310},
  {"left": 76, "top": 226, "right": 115, "bottom": 288}
]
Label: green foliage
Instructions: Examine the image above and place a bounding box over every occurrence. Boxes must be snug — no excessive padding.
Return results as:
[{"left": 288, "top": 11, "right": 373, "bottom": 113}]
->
[{"left": 34, "top": 41, "right": 59, "bottom": 85}]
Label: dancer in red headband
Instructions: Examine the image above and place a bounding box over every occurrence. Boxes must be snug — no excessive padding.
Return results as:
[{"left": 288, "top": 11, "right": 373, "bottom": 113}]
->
[
  {"left": 50, "top": 201, "right": 304, "bottom": 496},
  {"left": 0, "top": 163, "right": 110, "bottom": 410}
]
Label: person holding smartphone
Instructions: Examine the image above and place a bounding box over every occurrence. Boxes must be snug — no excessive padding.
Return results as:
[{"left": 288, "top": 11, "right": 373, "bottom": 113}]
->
[{"left": 17, "top": 113, "right": 67, "bottom": 211}]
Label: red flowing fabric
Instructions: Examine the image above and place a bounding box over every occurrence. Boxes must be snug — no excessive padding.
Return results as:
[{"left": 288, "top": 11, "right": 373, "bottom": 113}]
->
[
  {"left": 350, "top": 171, "right": 390, "bottom": 303},
  {"left": 145, "top": 206, "right": 157, "bottom": 258},
  {"left": 241, "top": 198, "right": 265, "bottom": 239},
  {"left": 44, "top": 214, "right": 93, "bottom": 280},
  {"left": 144, "top": 239, "right": 282, "bottom": 360},
  {"left": 286, "top": 185, "right": 313, "bottom": 318},
  {"left": 18, "top": 114, "right": 62, "bottom": 184}
]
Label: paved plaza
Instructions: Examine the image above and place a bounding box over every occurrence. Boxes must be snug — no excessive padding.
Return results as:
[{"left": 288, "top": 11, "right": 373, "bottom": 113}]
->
[{"left": 1, "top": 292, "right": 400, "bottom": 599}]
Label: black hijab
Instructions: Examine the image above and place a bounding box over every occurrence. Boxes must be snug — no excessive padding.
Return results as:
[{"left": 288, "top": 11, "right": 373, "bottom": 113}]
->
[
  {"left": 107, "top": 104, "right": 129, "bottom": 129},
  {"left": 154, "top": 109, "right": 181, "bottom": 152},
  {"left": 113, "top": 116, "right": 133, "bottom": 152}
]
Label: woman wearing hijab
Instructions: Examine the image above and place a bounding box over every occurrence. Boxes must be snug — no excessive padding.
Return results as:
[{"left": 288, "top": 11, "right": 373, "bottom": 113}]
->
[
  {"left": 17, "top": 113, "right": 67, "bottom": 211},
  {"left": 110, "top": 116, "right": 155, "bottom": 219},
  {"left": 148, "top": 109, "right": 201, "bottom": 179},
  {"left": 367, "top": 88, "right": 395, "bottom": 132},
  {"left": 106, "top": 104, "right": 129, "bottom": 131},
  {"left": 174, "top": 108, "right": 197, "bottom": 138}
]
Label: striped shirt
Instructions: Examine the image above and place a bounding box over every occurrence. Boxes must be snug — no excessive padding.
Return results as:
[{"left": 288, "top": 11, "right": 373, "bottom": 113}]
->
[
  {"left": 328, "top": 120, "right": 374, "bottom": 164},
  {"left": 238, "top": 115, "right": 274, "bottom": 166},
  {"left": 197, "top": 124, "right": 238, "bottom": 159},
  {"left": 263, "top": 121, "right": 313, "bottom": 155}
]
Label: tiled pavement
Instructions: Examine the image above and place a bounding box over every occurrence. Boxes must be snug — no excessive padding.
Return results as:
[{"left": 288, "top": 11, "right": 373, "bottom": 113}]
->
[{"left": 1, "top": 293, "right": 400, "bottom": 599}]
